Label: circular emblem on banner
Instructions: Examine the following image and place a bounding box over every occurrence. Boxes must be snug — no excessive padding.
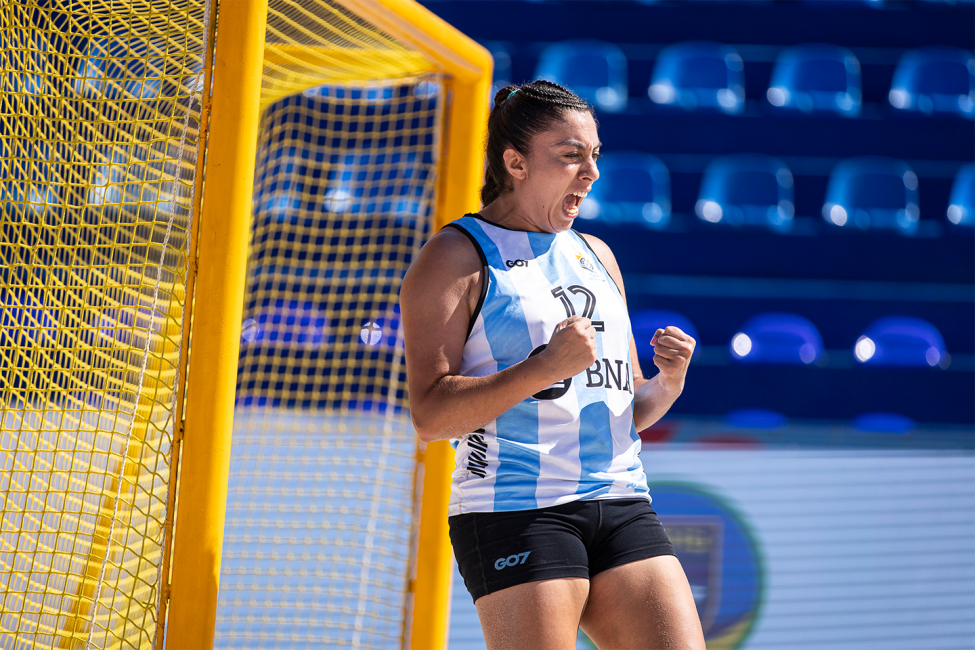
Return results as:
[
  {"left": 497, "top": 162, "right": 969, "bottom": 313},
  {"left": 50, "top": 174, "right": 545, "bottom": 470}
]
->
[
  {"left": 578, "top": 482, "right": 763, "bottom": 650},
  {"left": 651, "top": 482, "right": 763, "bottom": 649}
]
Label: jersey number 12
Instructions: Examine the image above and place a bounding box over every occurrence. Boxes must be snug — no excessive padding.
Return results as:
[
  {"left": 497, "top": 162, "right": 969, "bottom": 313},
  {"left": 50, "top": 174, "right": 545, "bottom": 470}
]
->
[{"left": 529, "top": 285, "right": 602, "bottom": 400}]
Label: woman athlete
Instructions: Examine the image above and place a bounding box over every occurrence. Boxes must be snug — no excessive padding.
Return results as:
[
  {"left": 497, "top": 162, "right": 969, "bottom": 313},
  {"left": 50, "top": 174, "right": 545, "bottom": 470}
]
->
[{"left": 401, "top": 80, "right": 706, "bottom": 650}]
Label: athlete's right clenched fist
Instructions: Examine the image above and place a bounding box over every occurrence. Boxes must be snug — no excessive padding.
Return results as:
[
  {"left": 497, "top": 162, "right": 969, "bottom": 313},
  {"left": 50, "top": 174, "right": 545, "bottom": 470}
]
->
[{"left": 541, "top": 316, "right": 598, "bottom": 380}]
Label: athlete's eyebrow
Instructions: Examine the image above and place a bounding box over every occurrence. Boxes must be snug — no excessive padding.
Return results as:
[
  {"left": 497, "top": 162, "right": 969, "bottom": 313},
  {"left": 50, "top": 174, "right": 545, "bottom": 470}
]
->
[{"left": 553, "top": 139, "right": 602, "bottom": 150}]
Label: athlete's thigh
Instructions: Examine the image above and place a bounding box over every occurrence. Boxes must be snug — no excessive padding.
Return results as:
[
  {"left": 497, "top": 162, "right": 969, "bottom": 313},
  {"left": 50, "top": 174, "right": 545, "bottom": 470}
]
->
[
  {"left": 580, "top": 555, "right": 705, "bottom": 650},
  {"left": 475, "top": 577, "right": 590, "bottom": 650}
]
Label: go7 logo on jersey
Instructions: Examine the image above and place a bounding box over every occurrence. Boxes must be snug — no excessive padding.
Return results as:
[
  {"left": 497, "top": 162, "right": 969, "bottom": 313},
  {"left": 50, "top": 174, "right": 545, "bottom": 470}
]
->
[{"left": 494, "top": 552, "right": 531, "bottom": 570}]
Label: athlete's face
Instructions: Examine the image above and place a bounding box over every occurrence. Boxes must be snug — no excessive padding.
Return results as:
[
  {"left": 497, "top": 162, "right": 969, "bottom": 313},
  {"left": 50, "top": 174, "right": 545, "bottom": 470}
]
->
[{"left": 507, "top": 110, "right": 601, "bottom": 233}]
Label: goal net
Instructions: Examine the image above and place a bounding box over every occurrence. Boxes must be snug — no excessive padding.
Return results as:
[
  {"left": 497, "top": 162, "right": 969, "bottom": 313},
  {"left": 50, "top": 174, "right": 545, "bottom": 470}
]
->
[
  {"left": 1, "top": 1, "right": 203, "bottom": 646},
  {"left": 219, "top": 2, "right": 442, "bottom": 646},
  {"left": 1, "top": 0, "right": 488, "bottom": 647}
]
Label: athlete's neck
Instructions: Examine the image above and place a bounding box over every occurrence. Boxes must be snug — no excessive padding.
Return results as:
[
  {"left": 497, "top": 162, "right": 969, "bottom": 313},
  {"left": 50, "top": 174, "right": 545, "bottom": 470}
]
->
[{"left": 478, "top": 196, "right": 562, "bottom": 234}]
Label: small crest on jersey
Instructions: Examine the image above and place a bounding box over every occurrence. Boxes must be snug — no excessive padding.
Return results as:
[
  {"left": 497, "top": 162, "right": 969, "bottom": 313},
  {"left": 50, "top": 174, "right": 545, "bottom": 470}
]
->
[{"left": 575, "top": 252, "right": 604, "bottom": 281}]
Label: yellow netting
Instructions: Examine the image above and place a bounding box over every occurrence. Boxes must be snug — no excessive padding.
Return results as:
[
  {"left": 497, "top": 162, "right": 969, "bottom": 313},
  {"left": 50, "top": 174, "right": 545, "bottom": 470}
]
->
[
  {"left": 0, "top": 0, "right": 207, "bottom": 647},
  {"left": 215, "top": 3, "right": 443, "bottom": 645},
  {"left": 3, "top": 0, "right": 447, "bottom": 646},
  {"left": 261, "top": 0, "right": 436, "bottom": 107}
]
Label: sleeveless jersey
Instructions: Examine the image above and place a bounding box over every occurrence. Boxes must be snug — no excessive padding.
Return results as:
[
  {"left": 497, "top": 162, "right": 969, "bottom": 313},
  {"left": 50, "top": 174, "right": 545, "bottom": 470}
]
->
[{"left": 446, "top": 214, "right": 650, "bottom": 515}]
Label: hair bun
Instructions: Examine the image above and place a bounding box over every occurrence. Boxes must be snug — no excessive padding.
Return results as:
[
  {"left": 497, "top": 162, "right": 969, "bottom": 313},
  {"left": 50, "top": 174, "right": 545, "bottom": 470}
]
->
[{"left": 493, "top": 85, "right": 519, "bottom": 106}]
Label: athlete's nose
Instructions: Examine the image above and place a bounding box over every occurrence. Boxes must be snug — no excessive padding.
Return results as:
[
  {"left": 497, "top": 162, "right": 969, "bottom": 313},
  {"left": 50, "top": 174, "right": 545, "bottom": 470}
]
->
[{"left": 581, "top": 156, "right": 599, "bottom": 183}]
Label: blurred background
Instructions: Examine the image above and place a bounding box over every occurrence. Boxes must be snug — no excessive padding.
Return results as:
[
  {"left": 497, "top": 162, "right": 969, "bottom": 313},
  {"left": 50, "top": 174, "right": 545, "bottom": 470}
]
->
[
  {"left": 410, "top": 0, "right": 975, "bottom": 648},
  {"left": 13, "top": 0, "right": 972, "bottom": 646}
]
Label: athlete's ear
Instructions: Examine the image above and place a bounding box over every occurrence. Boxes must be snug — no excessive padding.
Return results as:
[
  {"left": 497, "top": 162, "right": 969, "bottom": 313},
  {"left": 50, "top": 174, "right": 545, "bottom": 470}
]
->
[{"left": 503, "top": 147, "right": 528, "bottom": 182}]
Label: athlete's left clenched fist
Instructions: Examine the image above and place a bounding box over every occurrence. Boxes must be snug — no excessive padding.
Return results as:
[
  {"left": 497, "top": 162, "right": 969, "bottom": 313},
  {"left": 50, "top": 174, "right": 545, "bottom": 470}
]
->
[{"left": 650, "top": 326, "right": 696, "bottom": 395}]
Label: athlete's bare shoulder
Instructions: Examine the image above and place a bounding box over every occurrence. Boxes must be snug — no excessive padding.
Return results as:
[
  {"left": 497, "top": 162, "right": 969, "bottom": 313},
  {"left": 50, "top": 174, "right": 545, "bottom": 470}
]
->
[
  {"left": 406, "top": 224, "right": 482, "bottom": 284},
  {"left": 402, "top": 222, "right": 484, "bottom": 323},
  {"left": 578, "top": 231, "right": 625, "bottom": 293}
]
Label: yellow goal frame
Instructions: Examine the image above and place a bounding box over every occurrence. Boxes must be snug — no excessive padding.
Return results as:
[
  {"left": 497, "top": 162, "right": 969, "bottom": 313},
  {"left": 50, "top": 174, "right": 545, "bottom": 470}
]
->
[{"left": 162, "top": 1, "right": 491, "bottom": 648}]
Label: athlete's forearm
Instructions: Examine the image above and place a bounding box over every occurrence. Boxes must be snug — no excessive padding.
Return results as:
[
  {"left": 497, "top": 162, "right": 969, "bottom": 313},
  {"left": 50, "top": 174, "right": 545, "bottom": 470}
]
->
[
  {"left": 410, "top": 353, "right": 561, "bottom": 442},
  {"left": 631, "top": 375, "right": 682, "bottom": 432}
]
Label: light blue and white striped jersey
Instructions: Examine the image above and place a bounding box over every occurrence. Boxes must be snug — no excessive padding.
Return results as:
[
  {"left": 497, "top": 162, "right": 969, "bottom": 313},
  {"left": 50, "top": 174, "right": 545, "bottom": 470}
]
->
[{"left": 446, "top": 214, "right": 650, "bottom": 515}]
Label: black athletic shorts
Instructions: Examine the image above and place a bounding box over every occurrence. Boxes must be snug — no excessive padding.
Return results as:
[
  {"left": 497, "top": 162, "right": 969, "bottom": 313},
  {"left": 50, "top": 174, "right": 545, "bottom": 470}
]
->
[{"left": 448, "top": 497, "right": 675, "bottom": 602}]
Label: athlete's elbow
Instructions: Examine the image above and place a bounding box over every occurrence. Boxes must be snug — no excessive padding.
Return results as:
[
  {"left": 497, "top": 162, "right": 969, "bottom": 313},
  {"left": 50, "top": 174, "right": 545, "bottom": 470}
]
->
[
  {"left": 416, "top": 430, "right": 441, "bottom": 444},
  {"left": 408, "top": 378, "right": 454, "bottom": 442},
  {"left": 413, "top": 422, "right": 438, "bottom": 443},
  {"left": 409, "top": 405, "right": 441, "bottom": 443}
]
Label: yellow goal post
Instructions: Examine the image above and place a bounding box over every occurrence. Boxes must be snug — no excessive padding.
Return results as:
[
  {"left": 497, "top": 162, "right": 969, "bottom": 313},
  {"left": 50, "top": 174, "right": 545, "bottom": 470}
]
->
[
  {"left": 166, "top": 2, "right": 491, "bottom": 648},
  {"left": 0, "top": 0, "right": 490, "bottom": 647}
]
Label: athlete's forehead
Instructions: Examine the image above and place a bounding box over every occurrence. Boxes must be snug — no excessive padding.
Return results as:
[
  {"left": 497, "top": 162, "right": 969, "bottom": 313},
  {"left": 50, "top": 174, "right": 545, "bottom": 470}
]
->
[
  {"left": 538, "top": 112, "right": 601, "bottom": 150},
  {"left": 552, "top": 138, "right": 602, "bottom": 149}
]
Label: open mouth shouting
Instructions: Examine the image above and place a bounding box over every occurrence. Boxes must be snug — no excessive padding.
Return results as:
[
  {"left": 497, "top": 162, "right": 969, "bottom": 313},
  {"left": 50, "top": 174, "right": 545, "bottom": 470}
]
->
[{"left": 561, "top": 190, "right": 589, "bottom": 219}]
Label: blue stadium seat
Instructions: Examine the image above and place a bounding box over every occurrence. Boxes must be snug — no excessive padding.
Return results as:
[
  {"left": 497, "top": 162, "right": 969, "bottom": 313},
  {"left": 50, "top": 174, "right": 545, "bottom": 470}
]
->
[
  {"left": 725, "top": 409, "right": 787, "bottom": 430},
  {"left": 320, "top": 149, "right": 430, "bottom": 221},
  {"left": 822, "top": 157, "right": 920, "bottom": 234},
  {"left": 729, "top": 313, "right": 823, "bottom": 365},
  {"left": 685, "top": 0, "right": 772, "bottom": 5},
  {"left": 888, "top": 46, "right": 974, "bottom": 119},
  {"left": 648, "top": 41, "right": 745, "bottom": 115},
  {"left": 767, "top": 44, "right": 862, "bottom": 117},
  {"left": 630, "top": 309, "right": 700, "bottom": 360},
  {"left": 303, "top": 85, "right": 395, "bottom": 102},
  {"left": 535, "top": 40, "right": 628, "bottom": 113},
  {"left": 578, "top": 152, "right": 670, "bottom": 229},
  {"left": 0, "top": 287, "right": 57, "bottom": 347},
  {"left": 854, "top": 316, "right": 947, "bottom": 368},
  {"left": 76, "top": 38, "right": 162, "bottom": 100},
  {"left": 851, "top": 412, "right": 915, "bottom": 434},
  {"left": 479, "top": 40, "right": 512, "bottom": 102},
  {"left": 801, "top": 0, "right": 889, "bottom": 7},
  {"left": 695, "top": 154, "right": 795, "bottom": 231},
  {"left": 947, "top": 163, "right": 974, "bottom": 227},
  {"left": 358, "top": 303, "right": 402, "bottom": 352},
  {"left": 240, "top": 299, "right": 332, "bottom": 349}
]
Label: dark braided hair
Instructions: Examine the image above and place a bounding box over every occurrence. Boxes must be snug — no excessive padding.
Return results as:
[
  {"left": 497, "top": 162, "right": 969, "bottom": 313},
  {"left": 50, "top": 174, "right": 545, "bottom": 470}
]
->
[{"left": 481, "top": 80, "right": 595, "bottom": 206}]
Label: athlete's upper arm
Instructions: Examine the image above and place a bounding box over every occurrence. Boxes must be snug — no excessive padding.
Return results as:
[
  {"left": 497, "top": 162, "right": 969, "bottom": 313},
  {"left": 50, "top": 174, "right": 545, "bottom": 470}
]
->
[
  {"left": 579, "top": 232, "right": 650, "bottom": 385},
  {"left": 400, "top": 227, "right": 483, "bottom": 413}
]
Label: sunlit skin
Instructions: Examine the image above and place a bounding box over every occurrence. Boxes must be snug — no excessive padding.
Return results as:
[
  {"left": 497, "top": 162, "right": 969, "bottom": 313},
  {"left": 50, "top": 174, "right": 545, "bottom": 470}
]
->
[
  {"left": 400, "top": 107, "right": 705, "bottom": 649},
  {"left": 479, "top": 110, "right": 602, "bottom": 234}
]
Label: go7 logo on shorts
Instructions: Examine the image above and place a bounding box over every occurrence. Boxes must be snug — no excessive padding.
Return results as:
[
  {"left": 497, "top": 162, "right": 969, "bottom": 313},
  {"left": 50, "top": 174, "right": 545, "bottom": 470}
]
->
[{"left": 494, "top": 552, "right": 531, "bottom": 570}]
